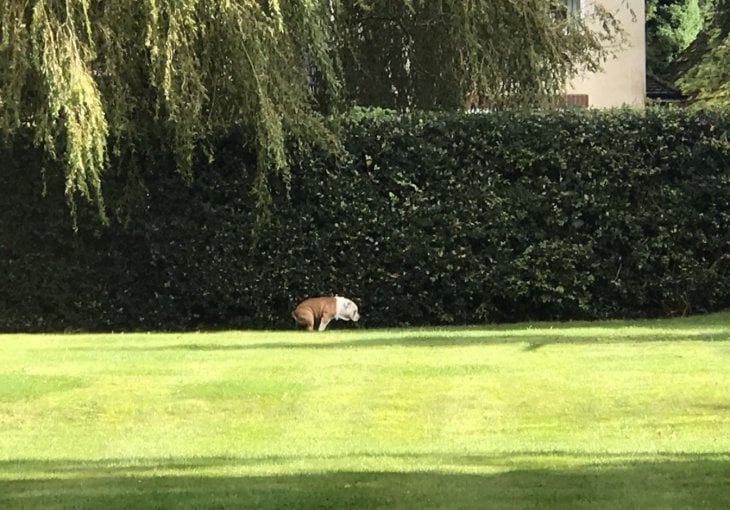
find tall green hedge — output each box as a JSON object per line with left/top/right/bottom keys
{"left": 1, "top": 108, "right": 728, "bottom": 331}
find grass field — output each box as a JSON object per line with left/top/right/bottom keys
{"left": 1, "top": 312, "right": 729, "bottom": 509}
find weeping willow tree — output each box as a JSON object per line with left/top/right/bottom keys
{"left": 0, "top": 0, "right": 340, "bottom": 228}
{"left": 338, "top": 1, "right": 625, "bottom": 110}
{"left": 0, "top": 0, "right": 624, "bottom": 226}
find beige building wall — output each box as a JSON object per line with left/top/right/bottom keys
{"left": 566, "top": 0, "right": 646, "bottom": 108}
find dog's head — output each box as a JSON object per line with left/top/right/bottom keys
{"left": 335, "top": 296, "right": 360, "bottom": 322}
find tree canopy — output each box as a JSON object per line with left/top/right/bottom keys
{"left": 646, "top": 0, "right": 706, "bottom": 74}
{"left": 0, "top": 0, "right": 625, "bottom": 224}
{"left": 666, "top": 0, "right": 730, "bottom": 105}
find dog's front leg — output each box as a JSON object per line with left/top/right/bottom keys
{"left": 318, "top": 316, "right": 333, "bottom": 331}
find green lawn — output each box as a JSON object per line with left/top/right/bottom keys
{"left": 1, "top": 312, "right": 729, "bottom": 509}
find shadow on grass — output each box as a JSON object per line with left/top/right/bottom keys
{"left": 111, "top": 328, "right": 730, "bottom": 352}
{"left": 1, "top": 454, "right": 729, "bottom": 509}
{"left": 57, "top": 312, "right": 730, "bottom": 352}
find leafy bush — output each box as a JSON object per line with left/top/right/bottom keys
{"left": 0, "top": 108, "right": 728, "bottom": 331}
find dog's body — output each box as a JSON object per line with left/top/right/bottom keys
{"left": 292, "top": 296, "right": 360, "bottom": 331}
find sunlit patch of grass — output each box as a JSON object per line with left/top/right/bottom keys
{"left": 0, "top": 312, "right": 728, "bottom": 508}
{"left": 180, "top": 378, "right": 306, "bottom": 400}
{"left": 0, "top": 374, "right": 86, "bottom": 402}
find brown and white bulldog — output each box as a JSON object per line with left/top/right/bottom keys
{"left": 292, "top": 296, "right": 360, "bottom": 331}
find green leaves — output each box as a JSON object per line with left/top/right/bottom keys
{"left": 1, "top": 108, "right": 728, "bottom": 330}
{"left": 0, "top": 0, "right": 634, "bottom": 236}
{"left": 1, "top": 0, "right": 344, "bottom": 229}
{"left": 27, "top": 0, "right": 108, "bottom": 226}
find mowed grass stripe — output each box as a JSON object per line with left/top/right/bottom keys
{"left": 0, "top": 312, "right": 728, "bottom": 508}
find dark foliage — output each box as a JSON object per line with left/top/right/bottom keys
{"left": 1, "top": 108, "right": 728, "bottom": 331}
